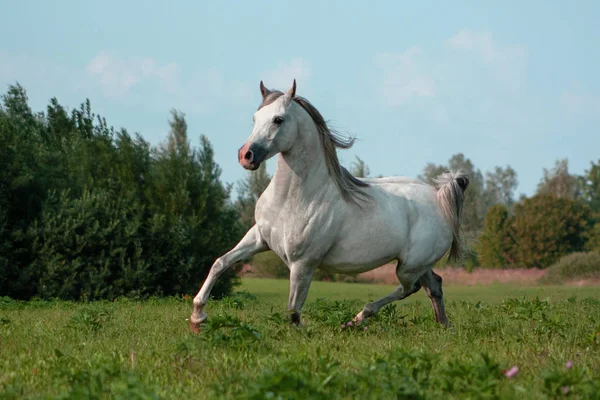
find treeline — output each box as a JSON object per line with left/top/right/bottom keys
{"left": 0, "top": 84, "right": 244, "bottom": 300}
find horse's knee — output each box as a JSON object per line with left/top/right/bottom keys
{"left": 211, "top": 256, "right": 228, "bottom": 274}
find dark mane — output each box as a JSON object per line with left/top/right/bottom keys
{"left": 259, "top": 91, "right": 370, "bottom": 205}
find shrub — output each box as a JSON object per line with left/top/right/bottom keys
{"left": 476, "top": 204, "right": 512, "bottom": 268}
{"left": 510, "top": 195, "right": 594, "bottom": 268}
{"left": 476, "top": 195, "right": 594, "bottom": 269}
{"left": 0, "top": 84, "right": 242, "bottom": 300}
{"left": 584, "top": 218, "right": 600, "bottom": 252}
{"left": 540, "top": 252, "right": 600, "bottom": 284}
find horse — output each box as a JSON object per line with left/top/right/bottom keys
{"left": 189, "top": 79, "right": 469, "bottom": 332}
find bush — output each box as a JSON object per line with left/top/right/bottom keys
{"left": 540, "top": 252, "right": 600, "bottom": 284}
{"left": 510, "top": 195, "right": 594, "bottom": 268}
{"left": 0, "top": 84, "right": 242, "bottom": 300}
{"left": 585, "top": 218, "right": 600, "bottom": 252}
{"left": 476, "top": 204, "right": 512, "bottom": 268}
{"left": 476, "top": 195, "right": 594, "bottom": 269}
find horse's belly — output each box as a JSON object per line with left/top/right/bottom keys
{"left": 319, "top": 255, "right": 397, "bottom": 274}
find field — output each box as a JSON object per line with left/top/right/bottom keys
{"left": 1, "top": 278, "right": 600, "bottom": 399}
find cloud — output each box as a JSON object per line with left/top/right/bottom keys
{"left": 86, "top": 51, "right": 179, "bottom": 98}
{"left": 261, "top": 58, "right": 311, "bottom": 91}
{"left": 560, "top": 90, "right": 600, "bottom": 117}
{"left": 446, "top": 29, "right": 528, "bottom": 90}
{"left": 374, "top": 47, "right": 436, "bottom": 107}
{"left": 83, "top": 50, "right": 256, "bottom": 115}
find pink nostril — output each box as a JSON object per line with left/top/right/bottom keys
{"left": 244, "top": 150, "right": 254, "bottom": 162}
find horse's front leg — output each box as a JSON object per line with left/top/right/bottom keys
{"left": 287, "top": 262, "right": 317, "bottom": 325}
{"left": 190, "top": 225, "right": 267, "bottom": 333}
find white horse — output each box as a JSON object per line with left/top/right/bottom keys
{"left": 190, "top": 80, "right": 469, "bottom": 332}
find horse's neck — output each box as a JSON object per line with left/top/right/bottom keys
{"left": 270, "top": 126, "right": 333, "bottom": 205}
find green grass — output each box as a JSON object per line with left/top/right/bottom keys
{"left": 1, "top": 278, "right": 600, "bottom": 399}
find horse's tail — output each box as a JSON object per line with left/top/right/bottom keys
{"left": 432, "top": 171, "right": 469, "bottom": 262}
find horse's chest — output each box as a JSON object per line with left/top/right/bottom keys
{"left": 256, "top": 202, "right": 337, "bottom": 265}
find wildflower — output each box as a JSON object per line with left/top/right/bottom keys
{"left": 504, "top": 366, "right": 519, "bottom": 378}
{"left": 561, "top": 386, "right": 569, "bottom": 395}
{"left": 364, "top": 326, "right": 368, "bottom": 332}
{"left": 565, "top": 360, "right": 573, "bottom": 369}
{"left": 346, "top": 321, "right": 353, "bottom": 327}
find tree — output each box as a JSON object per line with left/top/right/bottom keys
{"left": 0, "top": 84, "right": 243, "bottom": 300}
{"left": 166, "top": 109, "right": 190, "bottom": 158}
{"left": 580, "top": 159, "right": 600, "bottom": 212}
{"left": 418, "top": 163, "right": 447, "bottom": 183}
{"left": 484, "top": 166, "right": 518, "bottom": 208}
{"left": 536, "top": 158, "right": 582, "bottom": 200}
{"left": 476, "top": 204, "right": 513, "bottom": 268}
{"left": 350, "top": 156, "right": 370, "bottom": 178}
{"left": 510, "top": 195, "right": 593, "bottom": 268}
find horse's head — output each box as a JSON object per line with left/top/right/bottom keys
{"left": 238, "top": 80, "right": 299, "bottom": 170}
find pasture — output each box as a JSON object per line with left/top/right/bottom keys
{"left": 1, "top": 278, "right": 600, "bottom": 399}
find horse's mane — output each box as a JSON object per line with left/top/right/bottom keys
{"left": 259, "top": 92, "right": 370, "bottom": 205}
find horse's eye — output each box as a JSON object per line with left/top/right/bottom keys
{"left": 273, "top": 116, "right": 284, "bottom": 125}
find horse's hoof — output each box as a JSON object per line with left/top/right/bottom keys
{"left": 190, "top": 319, "right": 202, "bottom": 335}
{"left": 190, "top": 320, "right": 201, "bottom": 334}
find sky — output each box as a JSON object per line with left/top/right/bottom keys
{"left": 1, "top": 0, "right": 599, "bottom": 198}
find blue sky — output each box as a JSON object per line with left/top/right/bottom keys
{"left": 2, "top": 0, "right": 599, "bottom": 198}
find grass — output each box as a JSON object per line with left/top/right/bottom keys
{"left": 1, "top": 278, "right": 599, "bottom": 399}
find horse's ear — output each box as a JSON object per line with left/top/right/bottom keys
{"left": 284, "top": 79, "right": 296, "bottom": 100}
{"left": 260, "top": 81, "right": 270, "bottom": 99}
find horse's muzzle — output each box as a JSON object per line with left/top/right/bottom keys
{"left": 238, "top": 142, "right": 268, "bottom": 170}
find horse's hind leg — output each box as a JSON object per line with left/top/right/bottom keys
{"left": 419, "top": 270, "right": 451, "bottom": 328}
{"left": 352, "top": 263, "right": 422, "bottom": 325}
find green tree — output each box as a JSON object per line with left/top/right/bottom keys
{"left": 510, "top": 195, "right": 593, "bottom": 268}
{"left": 0, "top": 84, "right": 243, "bottom": 300}
{"left": 476, "top": 204, "right": 513, "bottom": 268}
{"left": 580, "top": 159, "right": 600, "bottom": 212}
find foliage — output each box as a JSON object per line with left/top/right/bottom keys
{"left": 510, "top": 195, "right": 594, "bottom": 268}
{"left": 484, "top": 165, "right": 519, "bottom": 208}
{"left": 580, "top": 159, "right": 600, "bottom": 212}
{"left": 477, "top": 204, "right": 513, "bottom": 268}
{"left": 585, "top": 218, "right": 600, "bottom": 251}
{"left": 476, "top": 195, "right": 594, "bottom": 269}
{"left": 540, "top": 252, "right": 600, "bottom": 284}
{"left": 1, "top": 281, "right": 600, "bottom": 399}
{"left": 536, "top": 158, "right": 582, "bottom": 200}
{"left": 0, "top": 83, "right": 242, "bottom": 300}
